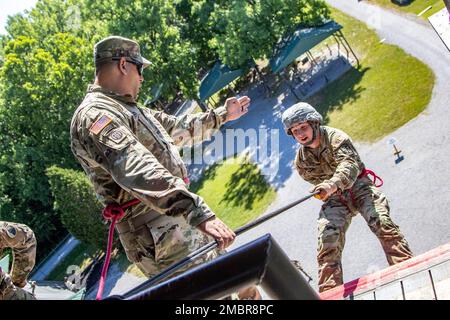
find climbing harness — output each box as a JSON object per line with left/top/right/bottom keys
{"left": 335, "top": 168, "right": 384, "bottom": 211}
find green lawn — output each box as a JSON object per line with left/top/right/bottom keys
{"left": 368, "top": 0, "right": 446, "bottom": 18}
{"left": 190, "top": 155, "right": 277, "bottom": 230}
{"left": 307, "top": 8, "right": 434, "bottom": 142}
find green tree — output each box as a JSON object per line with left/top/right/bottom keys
{"left": 0, "top": 33, "right": 93, "bottom": 257}
{"left": 208, "top": 0, "right": 330, "bottom": 68}
{"left": 174, "top": 0, "right": 224, "bottom": 71}
{"left": 3, "top": 0, "right": 106, "bottom": 41}
{"left": 0, "top": 0, "right": 99, "bottom": 259}
{"left": 85, "top": 0, "right": 200, "bottom": 102}
{"left": 0, "top": 36, "right": 4, "bottom": 66}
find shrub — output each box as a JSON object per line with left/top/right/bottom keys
{"left": 46, "top": 166, "right": 107, "bottom": 249}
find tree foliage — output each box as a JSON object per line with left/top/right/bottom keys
{"left": 209, "top": 0, "right": 330, "bottom": 68}
{"left": 175, "top": 0, "right": 330, "bottom": 68}
{"left": 0, "top": 0, "right": 98, "bottom": 259}
{"left": 46, "top": 166, "right": 106, "bottom": 249}
{"left": 84, "top": 0, "right": 201, "bottom": 102}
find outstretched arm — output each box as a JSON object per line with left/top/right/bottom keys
{"left": 151, "top": 96, "right": 251, "bottom": 147}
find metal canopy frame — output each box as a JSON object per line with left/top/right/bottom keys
{"left": 332, "top": 30, "right": 360, "bottom": 68}
{"left": 272, "top": 22, "right": 359, "bottom": 101}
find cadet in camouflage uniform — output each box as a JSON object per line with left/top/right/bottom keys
{"left": 70, "top": 36, "right": 260, "bottom": 299}
{"left": 282, "top": 102, "right": 413, "bottom": 292}
{"left": 0, "top": 221, "right": 37, "bottom": 300}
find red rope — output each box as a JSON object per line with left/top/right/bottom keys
{"left": 95, "top": 199, "right": 140, "bottom": 300}
{"left": 95, "top": 176, "right": 189, "bottom": 300}
{"left": 359, "top": 168, "right": 383, "bottom": 187}
{"left": 338, "top": 168, "right": 383, "bottom": 210}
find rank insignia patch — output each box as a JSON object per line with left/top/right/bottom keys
{"left": 110, "top": 130, "right": 124, "bottom": 141}
{"left": 90, "top": 115, "right": 112, "bottom": 135}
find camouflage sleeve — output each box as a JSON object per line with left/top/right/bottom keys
{"left": 150, "top": 106, "right": 228, "bottom": 147}
{"left": 295, "top": 167, "right": 316, "bottom": 185}
{"left": 294, "top": 148, "right": 324, "bottom": 185}
{"left": 0, "top": 268, "right": 36, "bottom": 300}
{"left": 0, "top": 222, "right": 36, "bottom": 286}
{"left": 81, "top": 108, "right": 215, "bottom": 227}
{"left": 329, "top": 140, "right": 362, "bottom": 191}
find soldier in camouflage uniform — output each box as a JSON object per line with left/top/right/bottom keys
{"left": 282, "top": 102, "right": 413, "bottom": 293}
{"left": 70, "top": 36, "right": 260, "bottom": 299}
{"left": 0, "top": 221, "right": 37, "bottom": 300}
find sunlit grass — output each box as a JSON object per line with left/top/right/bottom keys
{"left": 367, "top": 0, "right": 446, "bottom": 19}
{"left": 307, "top": 8, "right": 434, "bottom": 142}
{"left": 190, "top": 155, "right": 277, "bottom": 230}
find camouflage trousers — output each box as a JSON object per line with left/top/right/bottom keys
{"left": 0, "top": 268, "right": 35, "bottom": 300}
{"left": 317, "top": 177, "right": 413, "bottom": 293}
{"left": 119, "top": 214, "right": 219, "bottom": 280}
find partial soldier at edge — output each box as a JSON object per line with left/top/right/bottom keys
{"left": 0, "top": 221, "right": 37, "bottom": 300}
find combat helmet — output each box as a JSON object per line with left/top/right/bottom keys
{"left": 281, "top": 102, "right": 323, "bottom": 135}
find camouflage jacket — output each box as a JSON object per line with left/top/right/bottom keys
{"left": 70, "top": 84, "right": 228, "bottom": 227}
{"left": 295, "top": 126, "right": 365, "bottom": 191}
{"left": 0, "top": 221, "right": 36, "bottom": 286}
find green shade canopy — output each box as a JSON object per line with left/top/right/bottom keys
{"left": 269, "top": 20, "right": 343, "bottom": 74}
{"left": 0, "top": 254, "right": 10, "bottom": 273}
{"left": 199, "top": 61, "right": 245, "bottom": 101}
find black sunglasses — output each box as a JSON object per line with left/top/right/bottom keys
{"left": 113, "top": 57, "right": 143, "bottom": 76}
{"left": 128, "top": 60, "right": 144, "bottom": 76}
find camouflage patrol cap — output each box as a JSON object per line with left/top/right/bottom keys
{"left": 281, "top": 102, "right": 323, "bottom": 135}
{"left": 94, "top": 36, "right": 151, "bottom": 68}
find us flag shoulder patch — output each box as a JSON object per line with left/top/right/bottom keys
{"left": 89, "top": 115, "right": 112, "bottom": 135}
